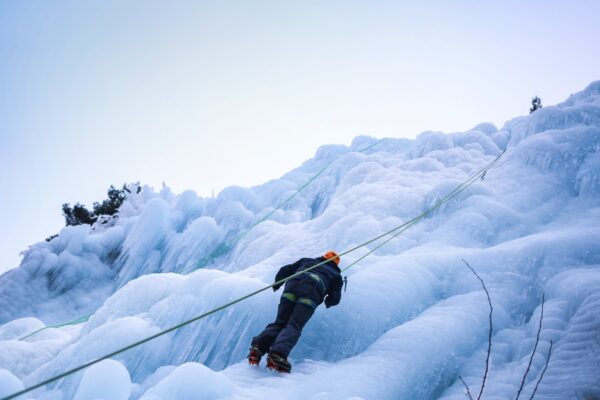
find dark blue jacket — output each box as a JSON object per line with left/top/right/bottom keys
{"left": 273, "top": 257, "right": 343, "bottom": 308}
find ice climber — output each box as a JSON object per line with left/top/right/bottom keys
{"left": 248, "top": 251, "right": 343, "bottom": 373}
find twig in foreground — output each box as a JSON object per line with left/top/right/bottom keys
{"left": 515, "top": 293, "right": 545, "bottom": 400}
{"left": 459, "top": 376, "right": 475, "bottom": 400}
{"left": 462, "top": 258, "right": 493, "bottom": 400}
{"left": 528, "top": 341, "right": 553, "bottom": 400}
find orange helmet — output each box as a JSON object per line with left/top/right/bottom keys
{"left": 323, "top": 250, "right": 340, "bottom": 265}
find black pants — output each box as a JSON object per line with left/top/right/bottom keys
{"left": 252, "top": 277, "right": 322, "bottom": 358}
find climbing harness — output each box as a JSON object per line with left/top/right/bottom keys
{"left": 3, "top": 149, "right": 505, "bottom": 400}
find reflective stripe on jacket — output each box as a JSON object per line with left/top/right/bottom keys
{"left": 274, "top": 256, "right": 343, "bottom": 308}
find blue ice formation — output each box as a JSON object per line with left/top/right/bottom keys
{"left": 1, "top": 81, "right": 599, "bottom": 399}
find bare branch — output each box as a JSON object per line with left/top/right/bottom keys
{"left": 528, "top": 341, "right": 553, "bottom": 400}
{"left": 459, "top": 376, "right": 475, "bottom": 400}
{"left": 516, "top": 293, "right": 545, "bottom": 400}
{"left": 462, "top": 258, "right": 493, "bottom": 400}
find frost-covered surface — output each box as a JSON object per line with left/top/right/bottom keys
{"left": 1, "top": 81, "right": 600, "bottom": 399}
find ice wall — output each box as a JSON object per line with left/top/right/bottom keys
{"left": 1, "top": 81, "right": 599, "bottom": 399}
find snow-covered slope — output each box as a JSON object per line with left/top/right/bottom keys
{"left": 1, "top": 82, "right": 600, "bottom": 400}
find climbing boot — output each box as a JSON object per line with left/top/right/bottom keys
{"left": 248, "top": 345, "right": 262, "bottom": 366}
{"left": 266, "top": 352, "right": 291, "bottom": 373}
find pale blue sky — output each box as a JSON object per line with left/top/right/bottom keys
{"left": 1, "top": 1, "right": 599, "bottom": 271}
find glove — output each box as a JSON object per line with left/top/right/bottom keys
{"left": 273, "top": 283, "right": 281, "bottom": 292}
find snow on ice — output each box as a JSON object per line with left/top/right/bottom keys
{"left": 1, "top": 81, "right": 599, "bottom": 399}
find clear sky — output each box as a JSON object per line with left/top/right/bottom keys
{"left": 1, "top": 0, "right": 599, "bottom": 272}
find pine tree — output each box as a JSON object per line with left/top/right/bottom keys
{"left": 530, "top": 96, "right": 542, "bottom": 113}
{"left": 62, "top": 203, "right": 75, "bottom": 226}
{"left": 92, "top": 185, "right": 128, "bottom": 216}
{"left": 60, "top": 184, "right": 136, "bottom": 227}
{"left": 62, "top": 203, "right": 97, "bottom": 226}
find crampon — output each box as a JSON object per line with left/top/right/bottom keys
{"left": 266, "top": 353, "right": 291, "bottom": 373}
{"left": 248, "top": 346, "right": 262, "bottom": 366}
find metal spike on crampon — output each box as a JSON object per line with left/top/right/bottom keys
{"left": 248, "top": 346, "right": 262, "bottom": 366}
{"left": 266, "top": 353, "right": 291, "bottom": 373}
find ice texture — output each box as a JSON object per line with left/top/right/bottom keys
{"left": 1, "top": 81, "right": 599, "bottom": 399}
{"left": 73, "top": 360, "right": 131, "bottom": 400}
{"left": 0, "top": 370, "right": 23, "bottom": 399}
{"left": 139, "top": 363, "right": 233, "bottom": 400}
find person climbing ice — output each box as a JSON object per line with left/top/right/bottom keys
{"left": 248, "top": 251, "right": 344, "bottom": 373}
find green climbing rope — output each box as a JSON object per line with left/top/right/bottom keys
{"left": 18, "top": 314, "right": 92, "bottom": 341}
{"left": 192, "top": 163, "right": 330, "bottom": 269}
{"left": 2, "top": 150, "right": 504, "bottom": 400}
